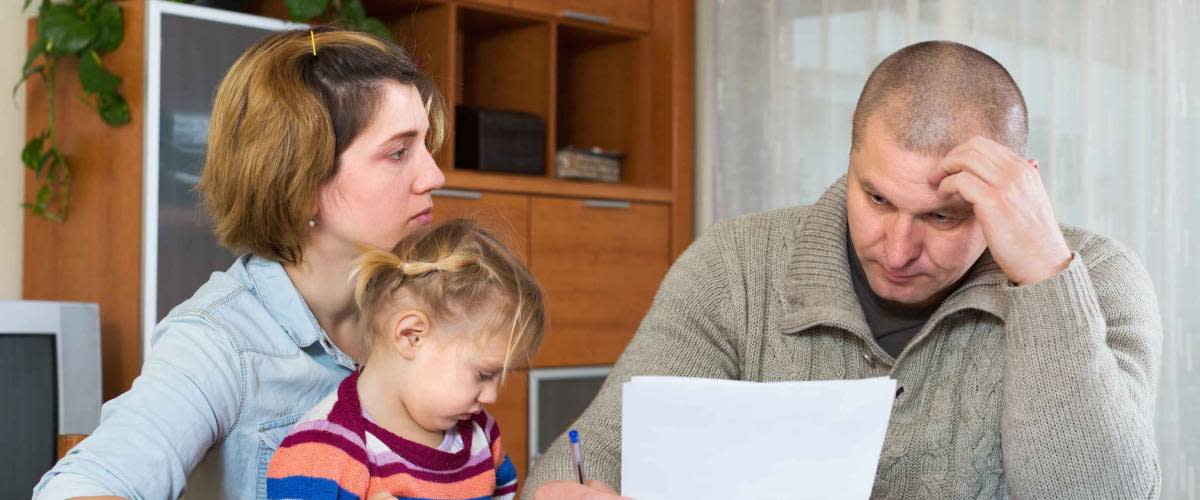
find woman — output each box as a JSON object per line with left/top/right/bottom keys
{"left": 34, "top": 27, "right": 446, "bottom": 499}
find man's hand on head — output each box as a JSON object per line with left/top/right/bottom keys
{"left": 927, "top": 136, "right": 1072, "bottom": 286}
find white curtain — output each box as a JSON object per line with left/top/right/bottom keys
{"left": 696, "top": 0, "right": 1199, "bottom": 497}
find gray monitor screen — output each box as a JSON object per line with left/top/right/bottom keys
{"left": 0, "top": 335, "right": 57, "bottom": 499}
{"left": 535, "top": 375, "right": 607, "bottom": 456}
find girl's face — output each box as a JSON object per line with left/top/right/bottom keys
{"left": 398, "top": 309, "right": 510, "bottom": 433}
{"left": 314, "top": 81, "right": 445, "bottom": 251}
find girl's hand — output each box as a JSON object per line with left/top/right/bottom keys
{"left": 368, "top": 492, "right": 398, "bottom": 500}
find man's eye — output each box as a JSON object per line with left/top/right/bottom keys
{"left": 930, "top": 213, "right": 959, "bottom": 226}
{"left": 869, "top": 193, "right": 887, "bottom": 205}
{"left": 388, "top": 148, "right": 408, "bottom": 161}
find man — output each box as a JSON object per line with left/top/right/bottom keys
{"left": 525, "top": 41, "right": 1162, "bottom": 499}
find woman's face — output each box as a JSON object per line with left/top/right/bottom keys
{"left": 315, "top": 81, "right": 444, "bottom": 251}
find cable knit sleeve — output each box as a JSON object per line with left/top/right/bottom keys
{"left": 1001, "top": 239, "right": 1162, "bottom": 499}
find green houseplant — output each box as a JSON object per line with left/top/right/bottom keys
{"left": 283, "top": 0, "right": 391, "bottom": 39}
{"left": 16, "top": 0, "right": 129, "bottom": 222}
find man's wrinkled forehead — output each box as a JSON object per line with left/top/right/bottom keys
{"left": 851, "top": 130, "right": 973, "bottom": 217}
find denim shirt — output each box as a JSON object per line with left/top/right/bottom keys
{"left": 33, "top": 255, "right": 356, "bottom": 500}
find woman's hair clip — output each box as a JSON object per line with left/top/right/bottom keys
{"left": 310, "top": 30, "right": 317, "bottom": 56}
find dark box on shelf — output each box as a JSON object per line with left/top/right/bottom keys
{"left": 455, "top": 106, "right": 546, "bottom": 175}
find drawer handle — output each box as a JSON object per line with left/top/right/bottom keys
{"left": 560, "top": 10, "right": 611, "bottom": 25}
{"left": 582, "top": 199, "right": 631, "bottom": 209}
{"left": 433, "top": 189, "right": 482, "bottom": 200}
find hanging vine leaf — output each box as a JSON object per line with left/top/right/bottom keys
{"left": 90, "top": 2, "right": 123, "bottom": 52}
{"left": 338, "top": 0, "right": 367, "bottom": 25}
{"left": 78, "top": 50, "right": 119, "bottom": 94}
{"left": 40, "top": 4, "right": 97, "bottom": 55}
{"left": 14, "top": 41, "right": 44, "bottom": 97}
{"left": 21, "top": 134, "right": 48, "bottom": 175}
{"left": 16, "top": 0, "right": 125, "bottom": 222}
{"left": 97, "top": 91, "right": 130, "bottom": 125}
{"left": 359, "top": 18, "right": 391, "bottom": 39}
{"left": 284, "top": 0, "right": 329, "bottom": 21}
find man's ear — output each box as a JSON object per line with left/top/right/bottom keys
{"left": 389, "top": 310, "right": 431, "bottom": 360}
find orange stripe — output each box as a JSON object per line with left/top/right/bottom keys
{"left": 266, "top": 442, "right": 370, "bottom": 493}
{"left": 492, "top": 438, "right": 506, "bottom": 467}
{"left": 372, "top": 469, "right": 496, "bottom": 497}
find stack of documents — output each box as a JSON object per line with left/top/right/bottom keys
{"left": 621, "top": 376, "right": 896, "bottom": 500}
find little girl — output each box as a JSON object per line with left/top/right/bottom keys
{"left": 266, "top": 219, "right": 546, "bottom": 499}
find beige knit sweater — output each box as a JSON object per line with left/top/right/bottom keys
{"left": 523, "top": 178, "right": 1162, "bottom": 499}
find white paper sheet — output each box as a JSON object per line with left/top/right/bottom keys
{"left": 621, "top": 376, "right": 896, "bottom": 500}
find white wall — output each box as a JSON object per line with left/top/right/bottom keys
{"left": 0, "top": 9, "right": 27, "bottom": 300}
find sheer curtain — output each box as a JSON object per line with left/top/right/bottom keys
{"left": 696, "top": 0, "right": 1199, "bottom": 496}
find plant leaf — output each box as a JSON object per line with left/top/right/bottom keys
{"left": 78, "top": 49, "right": 119, "bottom": 94}
{"left": 90, "top": 2, "right": 123, "bottom": 53}
{"left": 284, "top": 0, "right": 329, "bottom": 21}
{"left": 21, "top": 135, "right": 46, "bottom": 171}
{"left": 22, "top": 36, "right": 44, "bottom": 75}
{"left": 338, "top": 0, "right": 367, "bottom": 24}
{"left": 36, "top": 184, "right": 51, "bottom": 205}
{"left": 40, "top": 4, "right": 97, "bottom": 55}
{"left": 80, "top": 0, "right": 101, "bottom": 22}
{"left": 97, "top": 91, "right": 130, "bottom": 125}
{"left": 360, "top": 18, "right": 391, "bottom": 39}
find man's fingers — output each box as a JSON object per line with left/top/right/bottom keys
{"left": 584, "top": 480, "right": 623, "bottom": 495}
{"left": 928, "top": 136, "right": 1029, "bottom": 188}
{"left": 930, "top": 145, "right": 1002, "bottom": 187}
{"left": 535, "top": 480, "right": 630, "bottom": 500}
{"left": 936, "top": 171, "right": 991, "bottom": 206}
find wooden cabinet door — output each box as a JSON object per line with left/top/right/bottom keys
{"left": 431, "top": 189, "right": 530, "bottom": 264}
{"left": 529, "top": 197, "right": 670, "bottom": 366}
{"left": 512, "top": 0, "right": 651, "bottom": 32}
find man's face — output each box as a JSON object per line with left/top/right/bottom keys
{"left": 846, "top": 118, "right": 988, "bottom": 308}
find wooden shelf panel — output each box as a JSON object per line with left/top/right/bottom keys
{"left": 456, "top": 6, "right": 551, "bottom": 119}
{"left": 443, "top": 170, "right": 671, "bottom": 203}
{"left": 556, "top": 23, "right": 659, "bottom": 190}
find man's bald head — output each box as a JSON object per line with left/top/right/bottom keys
{"left": 851, "top": 41, "right": 1028, "bottom": 157}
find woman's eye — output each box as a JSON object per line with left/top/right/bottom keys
{"left": 478, "top": 372, "right": 496, "bottom": 381}
{"left": 388, "top": 147, "right": 408, "bottom": 161}
{"left": 869, "top": 193, "right": 887, "bottom": 205}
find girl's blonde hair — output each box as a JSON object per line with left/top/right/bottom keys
{"left": 352, "top": 219, "right": 545, "bottom": 373}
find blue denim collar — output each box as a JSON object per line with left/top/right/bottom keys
{"left": 236, "top": 254, "right": 327, "bottom": 348}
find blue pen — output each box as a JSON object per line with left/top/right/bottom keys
{"left": 569, "top": 429, "right": 585, "bottom": 484}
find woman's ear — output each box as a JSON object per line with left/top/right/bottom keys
{"left": 389, "top": 310, "right": 431, "bottom": 360}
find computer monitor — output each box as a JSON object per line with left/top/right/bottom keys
{"left": 0, "top": 301, "right": 101, "bottom": 499}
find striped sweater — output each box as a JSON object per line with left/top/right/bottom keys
{"left": 267, "top": 370, "right": 518, "bottom": 500}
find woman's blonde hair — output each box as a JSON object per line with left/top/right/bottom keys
{"left": 199, "top": 27, "right": 446, "bottom": 264}
{"left": 352, "top": 219, "right": 546, "bottom": 374}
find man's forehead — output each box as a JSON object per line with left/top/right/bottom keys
{"left": 857, "top": 172, "right": 972, "bottom": 216}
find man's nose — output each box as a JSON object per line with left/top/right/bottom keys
{"left": 883, "top": 216, "right": 922, "bottom": 270}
